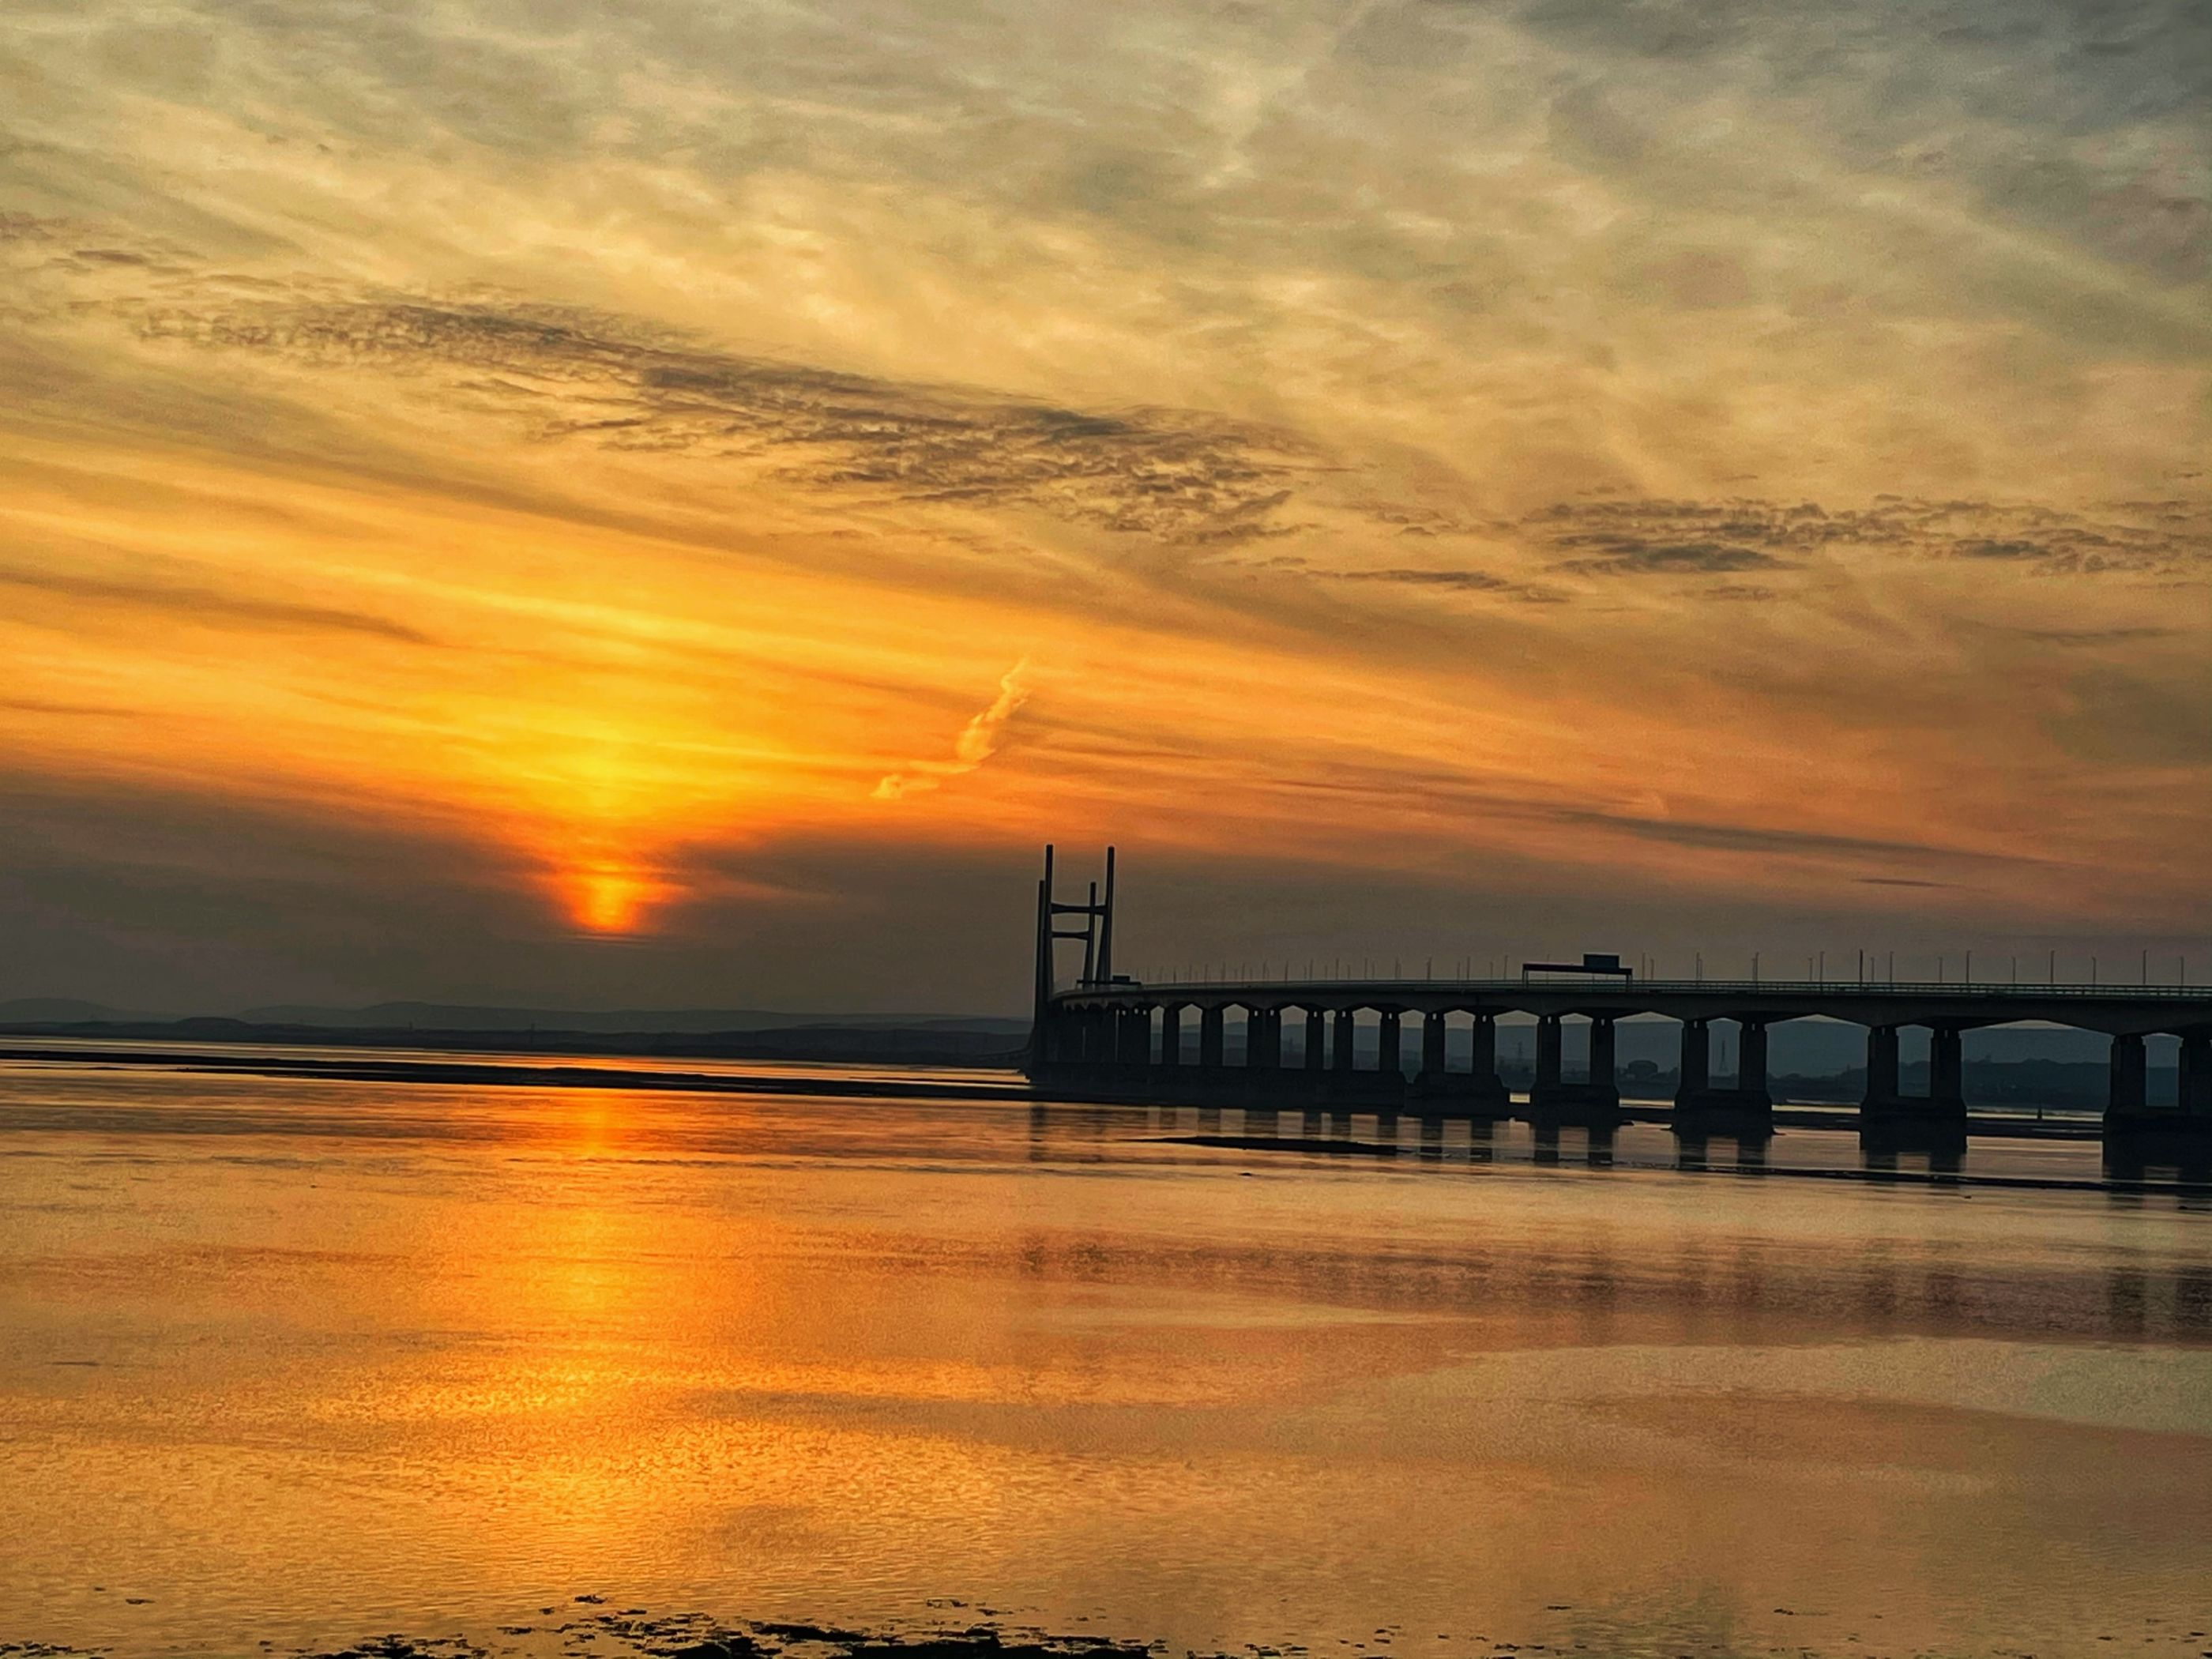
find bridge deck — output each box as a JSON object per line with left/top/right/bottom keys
{"left": 1051, "top": 978, "right": 2212, "bottom": 1036}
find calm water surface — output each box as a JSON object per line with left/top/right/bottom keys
{"left": 3, "top": 1055, "right": 2209, "bottom": 1659}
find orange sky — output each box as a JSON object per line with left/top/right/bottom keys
{"left": 1, "top": 0, "right": 2206, "bottom": 1011}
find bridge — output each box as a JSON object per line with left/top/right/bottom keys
{"left": 1025, "top": 847, "right": 2212, "bottom": 1135}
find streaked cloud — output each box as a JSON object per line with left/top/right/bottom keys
{"left": 0, "top": 562, "right": 438, "bottom": 644}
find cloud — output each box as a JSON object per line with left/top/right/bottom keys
{"left": 1330, "top": 567, "right": 1515, "bottom": 592}
{"left": 0, "top": 564, "right": 436, "bottom": 644}
{"left": 1264, "top": 562, "right": 1567, "bottom": 606}
{"left": 118, "top": 288, "right": 1316, "bottom": 545}
{"left": 0, "top": 697, "right": 132, "bottom": 717}
{"left": 873, "top": 660, "right": 1033, "bottom": 801}
{"left": 1548, "top": 804, "right": 2018, "bottom": 872}
{"left": 1548, "top": 539, "right": 1791, "bottom": 577}
{"left": 2018, "top": 625, "right": 2180, "bottom": 645}
{"left": 1526, "top": 496, "right": 2209, "bottom": 577}
{"left": 24, "top": 228, "right": 2205, "bottom": 591}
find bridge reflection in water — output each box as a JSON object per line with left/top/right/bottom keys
{"left": 1025, "top": 847, "right": 2212, "bottom": 1156}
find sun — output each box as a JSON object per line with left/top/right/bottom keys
{"left": 554, "top": 859, "right": 675, "bottom": 935}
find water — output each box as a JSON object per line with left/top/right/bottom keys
{"left": 2, "top": 1054, "right": 2209, "bottom": 1659}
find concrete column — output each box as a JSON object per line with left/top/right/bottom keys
{"left": 1676, "top": 1018, "right": 1710, "bottom": 1104}
{"left": 1863, "top": 1024, "right": 1900, "bottom": 1107}
{"left": 1535, "top": 1015, "right": 1563, "bottom": 1093}
{"left": 1249, "top": 1008, "right": 1278, "bottom": 1070}
{"left": 1377, "top": 1010, "right": 1403, "bottom": 1077}
{"left": 1199, "top": 1006, "right": 1224, "bottom": 1069}
{"left": 1470, "top": 1014, "right": 1497, "bottom": 1082}
{"left": 1115, "top": 1007, "right": 1146, "bottom": 1065}
{"left": 1739, "top": 1020, "right": 1770, "bottom": 1105}
{"left": 1929, "top": 1027, "right": 1963, "bottom": 1109}
{"left": 2109, "top": 1033, "right": 2147, "bottom": 1116}
{"left": 1421, "top": 1011, "right": 1447, "bottom": 1078}
{"left": 1589, "top": 1017, "right": 1616, "bottom": 1092}
{"left": 2181, "top": 1033, "right": 2212, "bottom": 1116}
{"left": 1333, "top": 1009, "right": 1356, "bottom": 1070}
{"left": 1305, "top": 1009, "right": 1326, "bottom": 1070}
{"left": 1158, "top": 1004, "right": 1182, "bottom": 1066}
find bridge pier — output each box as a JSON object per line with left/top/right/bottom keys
{"left": 1860, "top": 1023, "right": 1902, "bottom": 1112}
{"left": 1740, "top": 1019, "right": 1770, "bottom": 1108}
{"left": 1306, "top": 1009, "right": 1326, "bottom": 1072}
{"left": 1675, "top": 1018, "right": 1710, "bottom": 1108}
{"left": 1529, "top": 1014, "right": 1620, "bottom": 1122}
{"left": 1676, "top": 1016, "right": 1771, "bottom": 1121}
{"left": 1314, "top": 1006, "right": 1404, "bottom": 1107}
{"left": 1470, "top": 1014, "right": 1497, "bottom": 1089}
{"left": 1860, "top": 1021, "right": 1966, "bottom": 1127}
{"left": 2109, "top": 1033, "right": 2146, "bottom": 1117}
{"left": 1929, "top": 1027, "right": 1965, "bottom": 1114}
{"left": 2182, "top": 1034, "right": 2211, "bottom": 1116}
{"left": 1420, "top": 1010, "right": 1447, "bottom": 1082}
{"left": 2105, "top": 1031, "right": 2212, "bottom": 1142}
{"left": 1199, "top": 1006, "right": 1224, "bottom": 1070}
{"left": 1534, "top": 1014, "right": 1562, "bottom": 1097}
{"left": 1469, "top": 1014, "right": 1510, "bottom": 1111}
{"left": 1158, "top": 1004, "right": 1182, "bottom": 1067}
{"left": 1249, "top": 1007, "right": 1280, "bottom": 1071}
{"left": 2105, "top": 1029, "right": 2212, "bottom": 1167}
{"left": 1411, "top": 1010, "right": 1511, "bottom": 1116}
{"left": 1112, "top": 1006, "right": 1139, "bottom": 1066}
{"left": 1377, "top": 1010, "right": 1403, "bottom": 1078}
{"left": 1589, "top": 1015, "right": 1618, "bottom": 1106}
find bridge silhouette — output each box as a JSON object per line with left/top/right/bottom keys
{"left": 1025, "top": 846, "right": 2212, "bottom": 1137}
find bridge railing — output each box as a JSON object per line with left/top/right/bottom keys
{"left": 1079, "top": 978, "right": 2208, "bottom": 1001}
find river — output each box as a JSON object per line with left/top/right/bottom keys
{"left": 2, "top": 1053, "right": 2208, "bottom": 1659}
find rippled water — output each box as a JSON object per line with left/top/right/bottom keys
{"left": 2, "top": 1055, "right": 2209, "bottom": 1659}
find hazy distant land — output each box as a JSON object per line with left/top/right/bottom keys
{"left": 0, "top": 999, "right": 2176, "bottom": 1112}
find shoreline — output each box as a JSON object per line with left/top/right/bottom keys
{"left": 3, "top": 1042, "right": 2199, "bottom": 1158}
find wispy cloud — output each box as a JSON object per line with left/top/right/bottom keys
{"left": 113, "top": 288, "right": 1317, "bottom": 546}
{"left": 0, "top": 564, "right": 437, "bottom": 645}
{"left": 1527, "top": 497, "right": 2209, "bottom": 577}
{"left": 873, "top": 660, "right": 1033, "bottom": 801}
{"left": 2018, "top": 625, "right": 2180, "bottom": 645}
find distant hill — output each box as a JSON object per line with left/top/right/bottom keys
{"left": 0, "top": 997, "right": 164, "bottom": 1025}
{"left": 0, "top": 1002, "right": 2150, "bottom": 1070}
{"left": 0, "top": 1014, "right": 1026, "bottom": 1066}
{"left": 236, "top": 1001, "right": 1031, "bottom": 1035}
{"left": 0, "top": 997, "right": 1032, "bottom": 1067}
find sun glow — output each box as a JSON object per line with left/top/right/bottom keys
{"left": 552, "top": 859, "right": 677, "bottom": 935}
